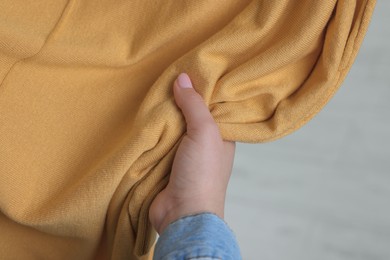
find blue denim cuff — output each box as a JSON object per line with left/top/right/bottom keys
{"left": 153, "top": 212, "right": 241, "bottom": 260}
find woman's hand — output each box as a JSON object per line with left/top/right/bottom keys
{"left": 149, "top": 73, "right": 236, "bottom": 234}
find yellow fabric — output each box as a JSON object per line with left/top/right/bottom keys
{"left": 0, "top": 0, "right": 375, "bottom": 259}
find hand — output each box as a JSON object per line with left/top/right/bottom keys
{"left": 149, "top": 72, "right": 236, "bottom": 234}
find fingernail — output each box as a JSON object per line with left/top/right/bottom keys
{"left": 177, "top": 73, "right": 193, "bottom": 88}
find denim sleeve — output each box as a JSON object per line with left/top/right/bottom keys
{"left": 153, "top": 212, "right": 242, "bottom": 260}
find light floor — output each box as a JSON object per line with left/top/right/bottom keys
{"left": 225, "top": 2, "right": 390, "bottom": 259}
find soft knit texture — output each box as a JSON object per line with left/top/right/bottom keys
{"left": 0, "top": 0, "right": 375, "bottom": 259}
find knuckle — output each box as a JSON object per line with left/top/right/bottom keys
{"left": 186, "top": 91, "right": 202, "bottom": 102}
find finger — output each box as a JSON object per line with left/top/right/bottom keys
{"left": 173, "top": 73, "right": 217, "bottom": 135}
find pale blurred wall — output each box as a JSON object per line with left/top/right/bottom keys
{"left": 226, "top": 1, "right": 390, "bottom": 259}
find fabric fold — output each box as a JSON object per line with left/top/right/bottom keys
{"left": 0, "top": 0, "right": 376, "bottom": 259}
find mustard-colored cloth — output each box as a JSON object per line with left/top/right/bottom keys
{"left": 0, "top": 0, "right": 375, "bottom": 259}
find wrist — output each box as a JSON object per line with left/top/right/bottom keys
{"left": 156, "top": 198, "right": 225, "bottom": 234}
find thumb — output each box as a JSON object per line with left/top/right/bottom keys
{"left": 173, "top": 73, "right": 217, "bottom": 135}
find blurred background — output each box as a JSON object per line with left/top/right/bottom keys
{"left": 225, "top": 1, "right": 390, "bottom": 259}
